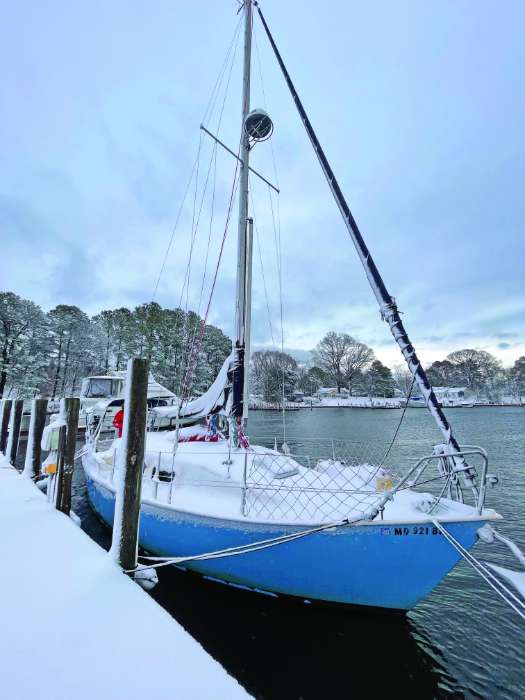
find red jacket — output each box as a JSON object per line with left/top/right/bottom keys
{"left": 113, "top": 409, "right": 124, "bottom": 438}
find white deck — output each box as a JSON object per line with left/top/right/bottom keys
{"left": 87, "top": 431, "right": 491, "bottom": 526}
{"left": 0, "top": 459, "right": 250, "bottom": 700}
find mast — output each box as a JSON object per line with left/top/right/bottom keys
{"left": 231, "top": 0, "right": 253, "bottom": 429}
{"left": 256, "top": 6, "right": 476, "bottom": 485}
{"left": 243, "top": 217, "right": 254, "bottom": 421}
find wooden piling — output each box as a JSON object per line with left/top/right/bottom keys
{"left": 55, "top": 398, "right": 80, "bottom": 515}
{"left": 0, "top": 400, "right": 12, "bottom": 455}
{"left": 22, "top": 398, "right": 48, "bottom": 479}
{"left": 110, "top": 358, "right": 149, "bottom": 572}
{"left": 52, "top": 425, "right": 67, "bottom": 507}
{"left": 7, "top": 400, "right": 24, "bottom": 467}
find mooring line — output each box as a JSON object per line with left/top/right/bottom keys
{"left": 126, "top": 512, "right": 373, "bottom": 574}
{"left": 432, "top": 519, "right": 525, "bottom": 621}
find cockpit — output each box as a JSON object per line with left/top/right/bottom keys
{"left": 80, "top": 377, "right": 124, "bottom": 399}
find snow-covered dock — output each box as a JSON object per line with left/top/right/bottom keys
{"left": 0, "top": 459, "right": 249, "bottom": 700}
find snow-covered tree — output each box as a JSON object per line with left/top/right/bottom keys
{"left": 46, "top": 305, "right": 99, "bottom": 398}
{"left": 426, "top": 359, "right": 461, "bottom": 388}
{"left": 508, "top": 357, "right": 525, "bottom": 400}
{"left": 363, "top": 360, "right": 395, "bottom": 397}
{"left": 445, "top": 349, "right": 502, "bottom": 397}
{"left": 250, "top": 350, "right": 298, "bottom": 403}
{"left": 0, "top": 292, "right": 47, "bottom": 398}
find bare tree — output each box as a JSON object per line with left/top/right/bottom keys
{"left": 508, "top": 357, "right": 525, "bottom": 402}
{"left": 392, "top": 364, "right": 415, "bottom": 398}
{"left": 313, "top": 332, "right": 374, "bottom": 393}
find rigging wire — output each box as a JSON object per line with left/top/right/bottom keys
{"left": 151, "top": 17, "right": 243, "bottom": 401}
{"left": 181, "top": 16, "right": 242, "bottom": 319}
{"left": 249, "top": 186, "right": 276, "bottom": 347}
{"left": 194, "top": 23, "right": 242, "bottom": 327}
{"left": 201, "top": 13, "right": 243, "bottom": 129}
{"left": 379, "top": 374, "right": 416, "bottom": 468}
{"left": 151, "top": 11, "right": 242, "bottom": 306}
{"left": 151, "top": 150, "right": 200, "bottom": 303}
{"left": 178, "top": 133, "right": 244, "bottom": 405}
{"left": 253, "top": 19, "right": 287, "bottom": 441}
{"left": 267, "top": 184, "right": 287, "bottom": 443}
{"left": 178, "top": 25, "right": 243, "bottom": 401}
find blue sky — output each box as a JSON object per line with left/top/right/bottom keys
{"left": 1, "top": 0, "right": 524, "bottom": 366}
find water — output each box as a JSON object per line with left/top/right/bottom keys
{"left": 47, "top": 407, "right": 525, "bottom": 698}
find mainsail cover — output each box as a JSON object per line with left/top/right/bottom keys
{"left": 151, "top": 353, "right": 233, "bottom": 423}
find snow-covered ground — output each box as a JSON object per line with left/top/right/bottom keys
{"left": 250, "top": 396, "right": 403, "bottom": 409}
{"left": 0, "top": 458, "right": 250, "bottom": 700}
{"left": 314, "top": 396, "right": 403, "bottom": 408}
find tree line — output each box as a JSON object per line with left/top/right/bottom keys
{"left": 0, "top": 292, "right": 231, "bottom": 399}
{"left": 251, "top": 332, "right": 396, "bottom": 401}
{"left": 251, "top": 332, "right": 525, "bottom": 403}
{"left": 2, "top": 291, "right": 524, "bottom": 403}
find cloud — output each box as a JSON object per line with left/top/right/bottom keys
{"left": 0, "top": 0, "right": 524, "bottom": 370}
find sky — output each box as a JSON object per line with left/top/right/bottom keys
{"left": 1, "top": 0, "right": 524, "bottom": 368}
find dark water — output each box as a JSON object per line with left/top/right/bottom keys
{"left": 30, "top": 406, "right": 525, "bottom": 699}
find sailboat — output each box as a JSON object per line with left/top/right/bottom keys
{"left": 82, "top": 0, "right": 503, "bottom": 610}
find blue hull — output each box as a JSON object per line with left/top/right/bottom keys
{"left": 85, "top": 473, "right": 487, "bottom": 610}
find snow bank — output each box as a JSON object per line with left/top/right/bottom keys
{"left": 0, "top": 458, "right": 249, "bottom": 700}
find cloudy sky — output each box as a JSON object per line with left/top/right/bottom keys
{"left": 2, "top": 0, "right": 524, "bottom": 367}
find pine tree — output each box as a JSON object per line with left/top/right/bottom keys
{"left": 0, "top": 292, "right": 47, "bottom": 398}
{"left": 364, "top": 360, "right": 395, "bottom": 397}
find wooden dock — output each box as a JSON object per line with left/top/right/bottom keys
{"left": 0, "top": 461, "right": 249, "bottom": 699}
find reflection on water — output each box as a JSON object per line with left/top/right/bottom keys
{"left": 150, "top": 568, "right": 453, "bottom": 699}
{"left": 21, "top": 406, "right": 525, "bottom": 698}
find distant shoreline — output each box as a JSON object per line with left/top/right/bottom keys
{"left": 249, "top": 403, "right": 525, "bottom": 411}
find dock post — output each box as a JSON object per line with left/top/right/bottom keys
{"left": 7, "top": 400, "right": 24, "bottom": 467}
{"left": 110, "top": 358, "right": 149, "bottom": 574}
{"left": 51, "top": 426, "right": 67, "bottom": 507}
{"left": 22, "top": 398, "right": 48, "bottom": 479}
{"left": 55, "top": 398, "right": 80, "bottom": 515}
{"left": 0, "top": 400, "right": 12, "bottom": 455}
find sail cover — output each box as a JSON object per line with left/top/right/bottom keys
{"left": 151, "top": 353, "right": 233, "bottom": 424}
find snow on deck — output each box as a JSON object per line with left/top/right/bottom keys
{"left": 0, "top": 459, "right": 250, "bottom": 700}
{"left": 88, "top": 433, "right": 485, "bottom": 526}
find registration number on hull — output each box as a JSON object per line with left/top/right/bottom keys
{"left": 380, "top": 526, "right": 441, "bottom": 536}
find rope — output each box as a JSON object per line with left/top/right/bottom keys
{"left": 432, "top": 519, "right": 525, "bottom": 621}
{"left": 125, "top": 509, "right": 378, "bottom": 574}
